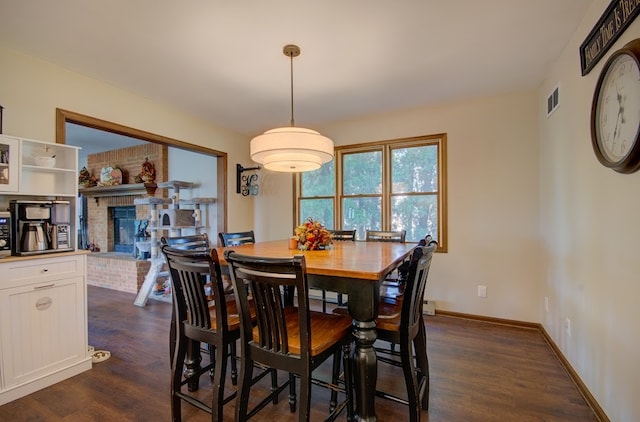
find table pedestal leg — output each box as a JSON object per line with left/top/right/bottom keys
{"left": 352, "top": 319, "right": 377, "bottom": 422}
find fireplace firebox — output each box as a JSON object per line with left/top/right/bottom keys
{"left": 111, "top": 206, "right": 136, "bottom": 253}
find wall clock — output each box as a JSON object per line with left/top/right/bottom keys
{"left": 591, "top": 38, "right": 640, "bottom": 173}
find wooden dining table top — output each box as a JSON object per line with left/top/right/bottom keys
{"left": 215, "top": 239, "right": 416, "bottom": 281}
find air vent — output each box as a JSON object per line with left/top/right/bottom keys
{"left": 547, "top": 85, "right": 559, "bottom": 117}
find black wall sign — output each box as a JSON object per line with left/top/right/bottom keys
{"left": 580, "top": 0, "right": 640, "bottom": 76}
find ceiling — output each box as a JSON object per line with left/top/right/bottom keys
{"left": 0, "top": 1, "right": 592, "bottom": 138}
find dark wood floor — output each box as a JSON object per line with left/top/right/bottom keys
{"left": 0, "top": 286, "right": 597, "bottom": 421}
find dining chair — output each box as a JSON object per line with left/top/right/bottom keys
{"left": 161, "top": 233, "right": 232, "bottom": 382}
{"left": 374, "top": 240, "right": 437, "bottom": 422}
{"left": 161, "top": 245, "right": 243, "bottom": 422}
{"left": 161, "top": 233, "right": 225, "bottom": 295}
{"left": 331, "top": 229, "right": 357, "bottom": 242}
{"left": 225, "top": 250, "right": 354, "bottom": 422}
{"left": 217, "top": 230, "right": 255, "bottom": 247}
{"left": 312, "top": 229, "right": 356, "bottom": 312}
{"left": 160, "top": 233, "right": 210, "bottom": 251}
{"left": 365, "top": 229, "right": 406, "bottom": 243}
{"left": 365, "top": 229, "right": 407, "bottom": 296}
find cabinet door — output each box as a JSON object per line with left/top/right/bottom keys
{"left": 0, "top": 135, "right": 19, "bottom": 192}
{"left": 0, "top": 277, "right": 85, "bottom": 388}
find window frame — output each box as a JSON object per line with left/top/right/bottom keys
{"left": 295, "top": 133, "right": 448, "bottom": 252}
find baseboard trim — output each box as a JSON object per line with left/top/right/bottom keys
{"left": 434, "top": 310, "right": 609, "bottom": 422}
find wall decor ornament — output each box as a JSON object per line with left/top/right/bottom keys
{"left": 236, "top": 164, "right": 260, "bottom": 196}
{"left": 590, "top": 38, "right": 640, "bottom": 173}
{"left": 580, "top": 0, "right": 640, "bottom": 75}
{"left": 140, "top": 157, "right": 156, "bottom": 182}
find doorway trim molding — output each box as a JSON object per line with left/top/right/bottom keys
{"left": 55, "top": 108, "right": 227, "bottom": 238}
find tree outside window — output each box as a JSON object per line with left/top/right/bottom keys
{"left": 296, "top": 134, "right": 447, "bottom": 250}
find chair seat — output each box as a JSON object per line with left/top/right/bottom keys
{"left": 375, "top": 302, "right": 403, "bottom": 331}
{"left": 206, "top": 297, "right": 255, "bottom": 331}
{"left": 252, "top": 306, "right": 352, "bottom": 356}
{"left": 332, "top": 301, "right": 401, "bottom": 324}
{"left": 380, "top": 283, "right": 404, "bottom": 301}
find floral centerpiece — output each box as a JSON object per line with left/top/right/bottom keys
{"left": 294, "top": 218, "right": 333, "bottom": 250}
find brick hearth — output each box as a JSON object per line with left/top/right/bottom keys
{"left": 86, "top": 253, "right": 152, "bottom": 293}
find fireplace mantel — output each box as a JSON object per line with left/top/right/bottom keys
{"left": 79, "top": 183, "right": 157, "bottom": 204}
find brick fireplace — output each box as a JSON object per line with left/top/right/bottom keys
{"left": 83, "top": 143, "right": 168, "bottom": 293}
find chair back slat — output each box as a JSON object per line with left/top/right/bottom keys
{"left": 365, "top": 229, "right": 406, "bottom": 243}
{"left": 218, "top": 230, "right": 256, "bottom": 247}
{"left": 253, "top": 280, "right": 289, "bottom": 353}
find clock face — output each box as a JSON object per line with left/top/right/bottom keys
{"left": 593, "top": 52, "right": 640, "bottom": 166}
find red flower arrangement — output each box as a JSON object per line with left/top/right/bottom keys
{"left": 294, "top": 218, "right": 333, "bottom": 250}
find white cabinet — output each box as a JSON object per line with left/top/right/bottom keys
{"left": 19, "top": 136, "right": 79, "bottom": 197}
{"left": 0, "top": 135, "right": 18, "bottom": 192}
{"left": 0, "top": 134, "right": 79, "bottom": 197}
{"left": 0, "top": 253, "right": 91, "bottom": 405}
{"left": 0, "top": 134, "right": 80, "bottom": 253}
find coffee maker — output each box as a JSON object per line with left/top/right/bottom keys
{"left": 10, "top": 200, "right": 73, "bottom": 256}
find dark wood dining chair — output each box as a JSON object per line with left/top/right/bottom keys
{"left": 312, "top": 229, "right": 357, "bottom": 312}
{"left": 225, "top": 250, "right": 354, "bottom": 422}
{"left": 365, "top": 229, "right": 406, "bottom": 243}
{"left": 161, "top": 233, "right": 229, "bottom": 378}
{"left": 161, "top": 245, "right": 242, "bottom": 422}
{"left": 217, "top": 230, "right": 255, "bottom": 247}
{"left": 365, "top": 229, "right": 407, "bottom": 296}
{"left": 331, "top": 229, "right": 357, "bottom": 242}
{"left": 374, "top": 241, "right": 437, "bottom": 422}
{"left": 161, "top": 233, "right": 210, "bottom": 251}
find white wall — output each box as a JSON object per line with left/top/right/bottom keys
{"left": 256, "top": 91, "right": 542, "bottom": 322}
{"left": 332, "top": 94, "right": 543, "bottom": 324}
{"left": 252, "top": 170, "right": 295, "bottom": 242}
{"left": 168, "top": 147, "right": 217, "bottom": 238}
{"left": 0, "top": 46, "right": 253, "bottom": 232}
{"left": 539, "top": 1, "right": 640, "bottom": 420}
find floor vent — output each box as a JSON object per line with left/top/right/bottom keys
{"left": 547, "top": 85, "right": 559, "bottom": 117}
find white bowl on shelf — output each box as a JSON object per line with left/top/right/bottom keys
{"left": 34, "top": 156, "right": 56, "bottom": 167}
{"left": 135, "top": 241, "right": 152, "bottom": 252}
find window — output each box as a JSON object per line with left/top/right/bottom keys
{"left": 296, "top": 134, "right": 447, "bottom": 251}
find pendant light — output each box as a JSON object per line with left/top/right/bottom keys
{"left": 250, "top": 44, "right": 334, "bottom": 172}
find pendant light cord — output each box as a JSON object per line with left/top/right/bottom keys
{"left": 289, "top": 51, "right": 295, "bottom": 127}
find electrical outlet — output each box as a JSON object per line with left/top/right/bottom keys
{"left": 477, "top": 285, "right": 487, "bottom": 298}
{"left": 544, "top": 296, "right": 549, "bottom": 312}
{"left": 565, "top": 318, "right": 571, "bottom": 337}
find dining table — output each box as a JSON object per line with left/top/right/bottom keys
{"left": 215, "top": 239, "right": 416, "bottom": 422}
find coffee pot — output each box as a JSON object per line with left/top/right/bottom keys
{"left": 20, "top": 222, "right": 48, "bottom": 252}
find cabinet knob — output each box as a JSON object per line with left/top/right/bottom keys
{"left": 42, "top": 268, "right": 48, "bottom": 272}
